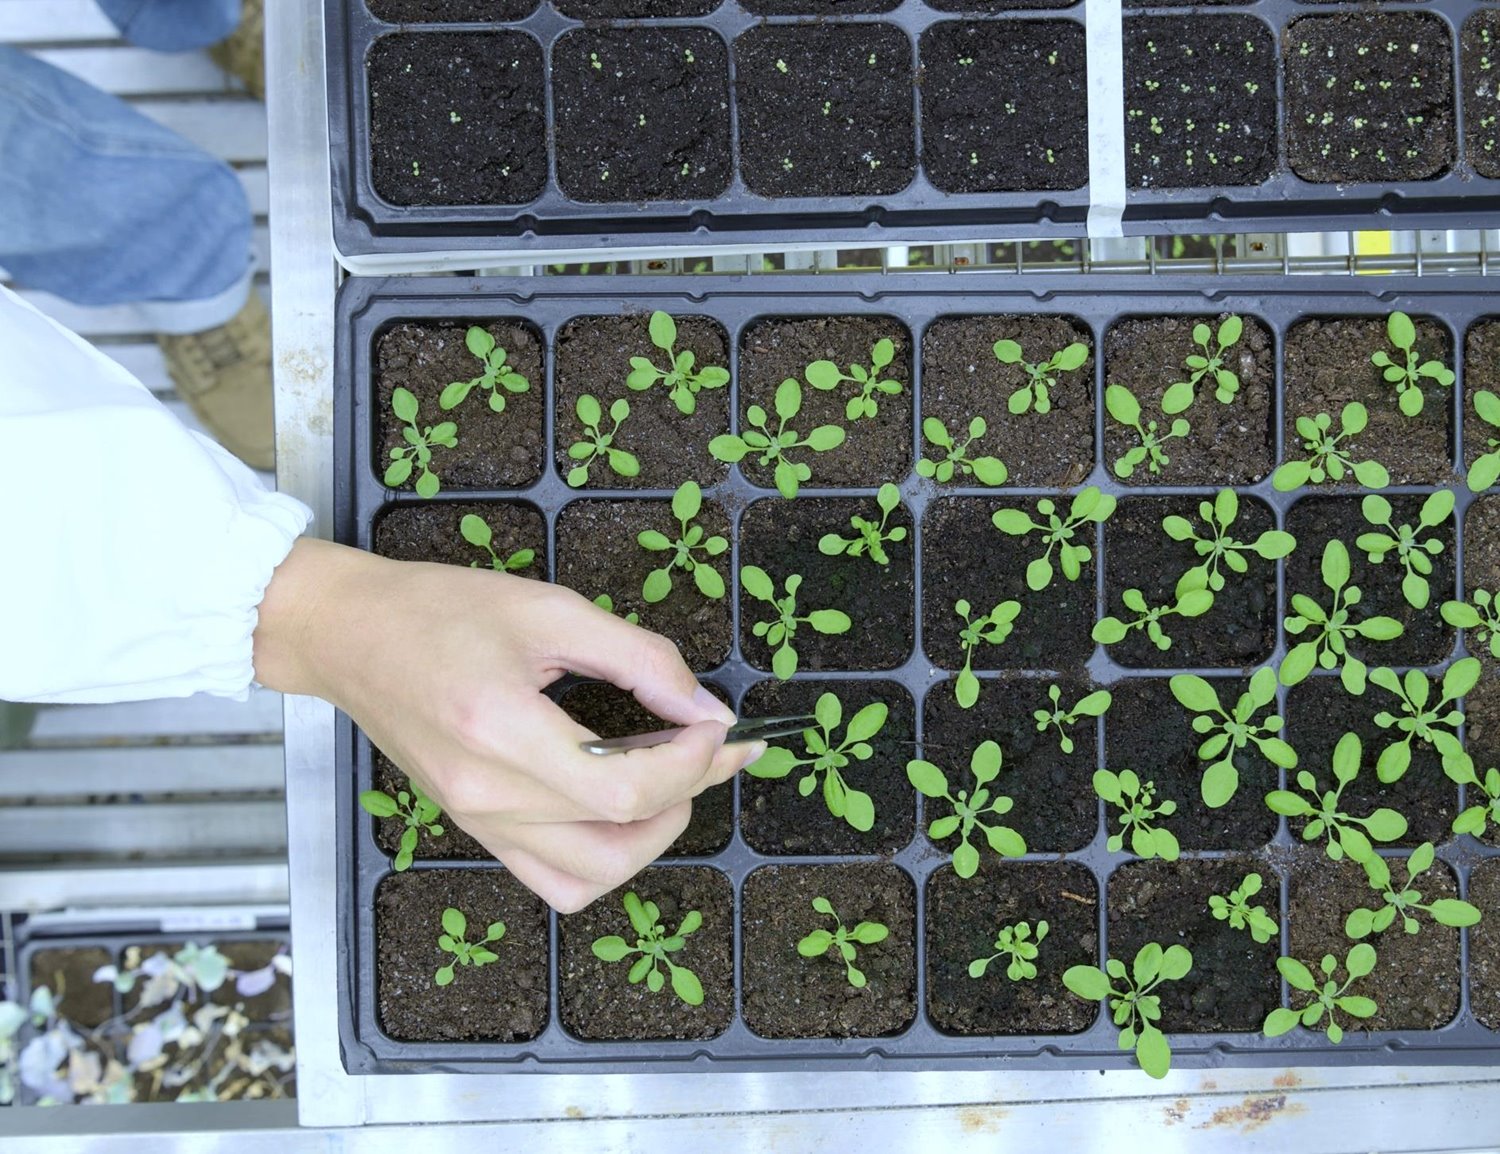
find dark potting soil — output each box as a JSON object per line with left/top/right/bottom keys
{"left": 366, "top": 0, "right": 538, "bottom": 20}
{"left": 1283, "top": 14, "right": 1455, "bottom": 184}
{"left": 1123, "top": 16, "right": 1277, "bottom": 189}
{"left": 1103, "top": 496, "right": 1277, "bottom": 669}
{"left": 1285, "top": 678, "right": 1458, "bottom": 850}
{"left": 1468, "top": 858, "right": 1500, "bottom": 1029}
{"left": 735, "top": 24, "right": 916, "bottom": 198}
{"left": 120, "top": 941, "right": 291, "bottom": 1021}
{"left": 1108, "top": 857, "right": 1280, "bottom": 1032}
{"left": 368, "top": 32, "right": 546, "bottom": 207}
{"left": 558, "top": 866, "right": 733, "bottom": 1040}
{"left": 1464, "top": 679, "right": 1500, "bottom": 833}
{"left": 1284, "top": 496, "right": 1456, "bottom": 668}
{"left": 1464, "top": 323, "right": 1500, "bottom": 486}
{"left": 1282, "top": 318, "right": 1455, "bottom": 486}
{"left": 1102, "top": 314, "right": 1275, "bottom": 486}
{"left": 375, "top": 869, "right": 549, "bottom": 1042}
{"left": 741, "top": 0, "right": 895, "bottom": 12}
{"left": 372, "top": 749, "right": 487, "bottom": 861}
{"left": 551, "top": 28, "right": 731, "bottom": 204}
{"left": 553, "top": 314, "right": 731, "bottom": 490}
{"left": 29, "top": 948, "right": 114, "bottom": 1027}
{"left": 918, "top": 315, "right": 1095, "bottom": 488}
{"left": 372, "top": 501, "right": 547, "bottom": 574}
{"left": 928, "top": 0, "right": 1082, "bottom": 10}
{"left": 1462, "top": 12, "right": 1500, "bottom": 179}
{"left": 918, "top": 21, "right": 1088, "bottom": 194}
{"left": 740, "top": 863, "right": 917, "bottom": 1039}
{"left": 922, "top": 677, "right": 1099, "bottom": 854}
{"left": 738, "top": 679, "right": 916, "bottom": 856}
{"left": 925, "top": 861, "right": 1097, "bottom": 1036}
{"left": 555, "top": 0, "right": 721, "bottom": 17}
{"left": 738, "top": 496, "right": 915, "bottom": 674}
{"left": 1465, "top": 496, "right": 1500, "bottom": 629}
{"left": 1287, "top": 850, "right": 1461, "bottom": 1031}
{"left": 558, "top": 682, "right": 733, "bottom": 857}
{"left": 374, "top": 320, "right": 545, "bottom": 490}
{"left": 554, "top": 498, "right": 733, "bottom": 672}
{"left": 921, "top": 497, "right": 1096, "bottom": 675}
{"left": 1105, "top": 677, "right": 1279, "bottom": 851}
{"left": 737, "top": 316, "right": 913, "bottom": 489}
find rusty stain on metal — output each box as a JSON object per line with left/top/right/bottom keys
{"left": 1272, "top": 1070, "right": 1302, "bottom": 1090}
{"left": 1161, "top": 1098, "right": 1191, "bottom": 1126}
{"left": 1196, "top": 1094, "right": 1305, "bottom": 1133}
{"left": 958, "top": 1105, "right": 1008, "bottom": 1133}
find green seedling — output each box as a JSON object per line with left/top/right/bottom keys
{"left": 991, "top": 486, "right": 1117, "bottom": 592}
{"left": 638, "top": 481, "right": 727, "bottom": 603}
{"left": 1209, "top": 872, "right": 1279, "bottom": 945}
{"left": 1441, "top": 589, "right": 1500, "bottom": 660}
{"left": 1445, "top": 758, "right": 1500, "bottom": 839}
{"left": 915, "top": 416, "right": 1008, "bottom": 485}
{"left": 358, "top": 787, "right": 443, "bottom": 871}
{"left": 1095, "top": 769, "right": 1180, "bottom": 861}
{"left": 440, "top": 326, "right": 530, "bottom": 414}
{"left": 1169, "top": 668, "right": 1298, "bottom": 808}
{"left": 969, "top": 920, "right": 1049, "bottom": 981}
{"left": 741, "top": 566, "right": 851, "bottom": 680}
{"left": 1092, "top": 580, "right": 1214, "bottom": 652}
{"left": 1354, "top": 491, "right": 1452, "bottom": 610}
{"left": 1162, "top": 489, "right": 1296, "bottom": 594}
{"left": 1161, "top": 315, "right": 1244, "bottom": 413}
{"left": 1368, "top": 659, "right": 1478, "bottom": 784}
{"left": 953, "top": 598, "right": 1021, "bottom": 708}
{"left": 992, "top": 336, "right": 1088, "bottom": 415}
{"left": 1280, "top": 539, "right": 1403, "bottom": 695}
{"left": 1370, "top": 311, "right": 1454, "bottom": 417}
{"left": 1273, "top": 403, "right": 1391, "bottom": 492}
{"left": 1469, "top": 390, "right": 1500, "bottom": 492}
{"left": 625, "top": 311, "right": 729, "bottom": 416}
{"left": 818, "top": 483, "right": 908, "bottom": 565}
{"left": 907, "top": 740, "right": 1027, "bottom": 879}
{"left": 590, "top": 891, "right": 704, "bottom": 1006}
{"left": 459, "top": 514, "right": 534, "bottom": 573}
{"left": 1263, "top": 944, "right": 1377, "bottom": 1045}
{"left": 1265, "top": 731, "right": 1408, "bottom": 865}
{"left": 1033, "top": 683, "right": 1112, "bottom": 755}
{"left": 746, "top": 691, "right": 887, "bottom": 832}
{"left": 435, "top": 907, "right": 504, "bottom": 987}
{"left": 796, "top": 897, "right": 889, "bottom": 988}
{"left": 1106, "top": 384, "right": 1189, "bottom": 478}
{"left": 592, "top": 593, "right": 639, "bottom": 625}
{"left": 804, "top": 337, "right": 904, "bottom": 420}
{"left": 709, "top": 378, "right": 845, "bottom": 499}
{"left": 1063, "top": 942, "right": 1193, "bottom": 1079}
{"left": 385, "top": 387, "right": 456, "bottom": 498}
{"left": 566, "top": 394, "right": 639, "bottom": 488}
{"left": 1344, "top": 842, "right": 1482, "bottom": 939}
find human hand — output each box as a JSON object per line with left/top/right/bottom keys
{"left": 253, "top": 539, "right": 762, "bottom": 911}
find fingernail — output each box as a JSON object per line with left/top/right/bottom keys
{"left": 693, "top": 685, "right": 736, "bottom": 726}
{"left": 738, "top": 740, "right": 768, "bottom": 767}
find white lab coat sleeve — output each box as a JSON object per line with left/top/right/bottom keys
{"left": 0, "top": 285, "right": 312, "bottom": 704}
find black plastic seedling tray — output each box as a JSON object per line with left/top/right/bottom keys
{"left": 334, "top": 274, "right": 1498, "bottom": 1074}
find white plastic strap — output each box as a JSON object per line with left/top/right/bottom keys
{"left": 1085, "top": 0, "right": 1126, "bottom": 238}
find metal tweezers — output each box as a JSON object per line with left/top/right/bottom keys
{"left": 579, "top": 714, "right": 815, "bottom": 756}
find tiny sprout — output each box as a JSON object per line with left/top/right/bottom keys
{"left": 591, "top": 891, "right": 704, "bottom": 1006}
{"left": 435, "top": 907, "right": 504, "bottom": 987}
{"left": 440, "top": 326, "right": 530, "bottom": 414}
{"left": 1033, "top": 683, "right": 1112, "bottom": 755}
{"left": 459, "top": 514, "right": 534, "bottom": 574}
{"left": 385, "top": 387, "right": 456, "bottom": 498}
{"left": 969, "top": 920, "right": 1048, "bottom": 981}
{"left": 1469, "top": 390, "right": 1500, "bottom": 491}
{"left": 804, "top": 337, "right": 904, "bottom": 421}
{"left": 1162, "top": 489, "right": 1296, "bottom": 593}
{"left": 1169, "top": 668, "right": 1297, "bottom": 808}
{"left": 747, "top": 691, "right": 887, "bottom": 832}
{"left": 797, "top": 897, "right": 888, "bottom": 988}
{"left": 359, "top": 787, "right": 443, "bottom": 871}
{"left": 1280, "top": 539, "right": 1403, "bottom": 695}
{"left": 1344, "top": 843, "right": 1482, "bottom": 939}
{"left": 1094, "top": 769, "right": 1179, "bottom": 860}
{"left": 638, "top": 481, "right": 728, "bottom": 603}
{"left": 1441, "top": 588, "right": 1500, "bottom": 660}
{"left": 1209, "top": 873, "right": 1278, "bottom": 944}
{"left": 1063, "top": 942, "right": 1192, "bottom": 1079}
{"left": 741, "top": 566, "right": 851, "bottom": 680}
{"left": 1092, "top": 579, "right": 1214, "bottom": 652}
{"left": 1445, "top": 757, "right": 1500, "bottom": 839}
{"left": 818, "top": 483, "right": 908, "bottom": 565}
{"left": 1370, "top": 311, "right": 1454, "bottom": 418}
{"left": 1265, "top": 732, "right": 1408, "bottom": 865}
{"left": 709, "top": 378, "right": 845, "bottom": 499}
{"left": 566, "top": 394, "right": 639, "bottom": 488}
{"left": 991, "top": 336, "right": 1088, "bottom": 415}
{"left": 1161, "top": 316, "right": 1244, "bottom": 413}
{"left": 592, "top": 593, "right": 639, "bottom": 626}
{"left": 953, "top": 598, "right": 1021, "bottom": 708}
{"left": 1106, "top": 384, "right": 1189, "bottom": 478}
{"left": 626, "top": 311, "right": 729, "bottom": 416}
{"left": 1263, "top": 944, "right": 1377, "bottom": 1045}
{"left": 916, "top": 416, "right": 1008, "bottom": 485}
{"left": 1354, "top": 491, "right": 1452, "bottom": 610}
{"left": 1274, "top": 403, "right": 1390, "bottom": 491}
{"left": 1367, "top": 660, "right": 1477, "bottom": 784}
{"left": 907, "top": 740, "right": 1027, "bottom": 878}
{"left": 991, "top": 486, "right": 1115, "bottom": 592}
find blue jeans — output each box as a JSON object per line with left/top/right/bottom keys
{"left": 0, "top": 0, "right": 251, "bottom": 312}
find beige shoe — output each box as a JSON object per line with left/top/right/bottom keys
{"left": 158, "top": 291, "right": 275, "bottom": 471}
{"left": 209, "top": 0, "right": 265, "bottom": 101}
